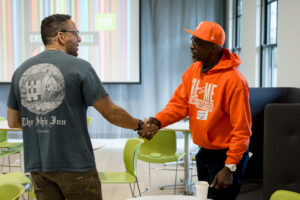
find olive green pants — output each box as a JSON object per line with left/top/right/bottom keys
{"left": 31, "top": 168, "right": 102, "bottom": 200}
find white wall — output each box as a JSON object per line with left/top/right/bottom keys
{"left": 240, "top": 0, "right": 261, "bottom": 87}
{"left": 225, "top": 0, "right": 233, "bottom": 50}
{"left": 277, "top": 0, "right": 300, "bottom": 87}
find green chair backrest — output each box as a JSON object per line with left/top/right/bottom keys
{"left": 0, "top": 182, "right": 25, "bottom": 200}
{"left": 139, "top": 130, "right": 177, "bottom": 156}
{"left": 87, "top": 117, "right": 92, "bottom": 128}
{"left": 0, "top": 116, "right": 8, "bottom": 143}
{"left": 270, "top": 190, "right": 300, "bottom": 200}
{"left": 123, "top": 138, "right": 144, "bottom": 176}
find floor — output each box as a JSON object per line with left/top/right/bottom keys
{"left": 1, "top": 139, "right": 263, "bottom": 200}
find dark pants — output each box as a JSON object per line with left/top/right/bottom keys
{"left": 195, "top": 148, "right": 249, "bottom": 200}
{"left": 31, "top": 168, "right": 102, "bottom": 200}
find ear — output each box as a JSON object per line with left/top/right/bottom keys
{"left": 57, "top": 32, "right": 66, "bottom": 45}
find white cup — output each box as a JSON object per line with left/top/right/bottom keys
{"left": 195, "top": 181, "right": 209, "bottom": 200}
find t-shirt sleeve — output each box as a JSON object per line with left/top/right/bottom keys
{"left": 7, "top": 74, "right": 19, "bottom": 111}
{"left": 82, "top": 67, "right": 108, "bottom": 106}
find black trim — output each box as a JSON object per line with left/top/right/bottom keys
{"left": 260, "top": 0, "right": 278, "bottom": 87}
{"left": 233, "top": 0, "right": 242, "bottom": 51}
{"left": 135, "top": 119, "right": 144, "bottom": 131}
{"left": 261, "top": 44, "right": 277, "bottom": 48}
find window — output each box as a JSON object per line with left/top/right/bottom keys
{"left": 261, "top": 0, "right": 278, "bottom": 87}
{"left": 232, "top": 0, "right": 242, "bottom": 57}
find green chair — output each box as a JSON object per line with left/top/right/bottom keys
{"left": 0, "top": 172, "right": 31, "bottom": 186}
{"left": 99, "top": 138, "right": 144, "bottom": 197}
{"left": 87, "top": 116, "right": 92, "bottom": 128}
{"left": 0, "top": 117, "right": 23, "bottom": 173}
{"left": 270, "top": 190, "right": 300, "bottom": 200}
{"left": 0, "top": 182, "right": 25, "bottom": 200}
{"left": 137, "top": 130, "right": 185, "bottom": 194}
{"left": 0, "top": 172, "right": 31, "bottom": 200}
{"left": 28, "top": 187, "right": 36, "bottom": 199}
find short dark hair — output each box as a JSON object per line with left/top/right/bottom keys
{"left": 41, "top": 14, "right": 71, "bottom": 45}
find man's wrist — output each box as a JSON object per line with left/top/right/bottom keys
{"left": 225, "top": 164, "right": 237, "bottom": 172}
{"left": 135, "top": 119, "right": 144, "bottom": 131}
{"left": 152, "top": 118, "right": 161, "bottom": 129}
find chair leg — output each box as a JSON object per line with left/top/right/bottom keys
{"left": 190, "top": 159, "right": 194, "bottom": 182}
{"left": 0, "top": 157, "right": 4, "bottom": 173}
{"left": 174, "top": 160, "right": 178, "bottom": 195}
{"left": 19, "top": 152, "right": 22, "bottom": 171}
{"left": 133, "top": 182, "right": 136, "bottom": 195}
{"left": 159, "top": 161, "right": 184, "bottom": 191}
{"left": 129, "top": 183, "right": 134, "bottom": 197}
{"left": 148, "top": 162, "right": 151, "bottom": 186}
{"left": 136, "top": 180, "right": 142, "bottom": 197}
{"left": 8, "top": 155, "right": 11, "bottom": 173}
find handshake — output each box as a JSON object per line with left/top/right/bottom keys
{"left": 137, "top": 117, "right": 161, "bottom": 140}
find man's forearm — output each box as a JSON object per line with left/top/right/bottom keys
{"left": 8, "top": 117, "right": 22, "bottom": 128}
{"left": 7, "top": 108, "right": 22, "bottom": 128}
{"left": 92, "top": 95, "right": 140, "bottom": 130}
{"left": 106, "top": 105, "right": 139, "bottom": 130}
{"left": 11, "top": 121, "right": 22, "bottom": 128}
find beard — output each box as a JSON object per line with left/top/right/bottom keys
{"left": 65, "top": 41, "right": 78, "bottom": 57}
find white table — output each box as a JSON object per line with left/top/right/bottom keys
{"left": 91, "top": 141, "right": 105, "bottom": 151}
{"left": 0, "top": 120, "right": 22, "bottom": 132}
{"left": 163, "top": 122, "right": 192, "bottom": 195}
{"left": 126, "top": 195, "right": 211, "bottom": 200}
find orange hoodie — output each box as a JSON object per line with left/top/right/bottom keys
{"left": 155, "top": 48, "right": 252, "bottom": 165}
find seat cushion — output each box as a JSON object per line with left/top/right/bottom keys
{"left": 0, "top": 172, "right": 31, "bottom": 184}
{"left": 138, "top": 152, "right": 185, "bottom": 163}
{"left": 98, "top": 171, "right": 137, "bottom": 183}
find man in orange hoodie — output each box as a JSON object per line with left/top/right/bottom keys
{"left": 140, "top": 21, "right": 252, "bottom": 200}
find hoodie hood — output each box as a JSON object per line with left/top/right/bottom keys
{"left": 206, "top": 48, "right": 241, "bottom": 74}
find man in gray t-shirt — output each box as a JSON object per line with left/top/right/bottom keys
{"left": 7, "top": 14, "right": 157, "bottom": 200}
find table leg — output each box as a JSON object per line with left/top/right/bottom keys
{"left": 183, "top": 131, "right": 193, "bottom": 195}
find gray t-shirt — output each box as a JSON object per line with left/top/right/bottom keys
{"left": 7, "top": 50, "right": 107, "bottom": 172}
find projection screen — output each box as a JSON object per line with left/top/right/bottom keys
{"left": 0, "top": 0, "right": 140, "bottom": 83}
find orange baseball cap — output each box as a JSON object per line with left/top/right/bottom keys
{"left": 184, "top": 21, "right": 226, "bottom": 46}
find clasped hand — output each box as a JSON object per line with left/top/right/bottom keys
{"left": 138, "top": 117, "right": 159, "bottom": 140}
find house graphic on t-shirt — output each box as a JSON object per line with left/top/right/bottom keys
{"left": 25, "top": 79, "right": 42, "bottom": 102}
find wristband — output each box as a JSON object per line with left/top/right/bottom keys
{"left": 225, "top": 164, "right": 237, "bottom": 172}
{"left": 135, "top": 120, "right": 144, "bottom": 131}
{"left": 153, "top": 118, "right": 161, "bottom": 129}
